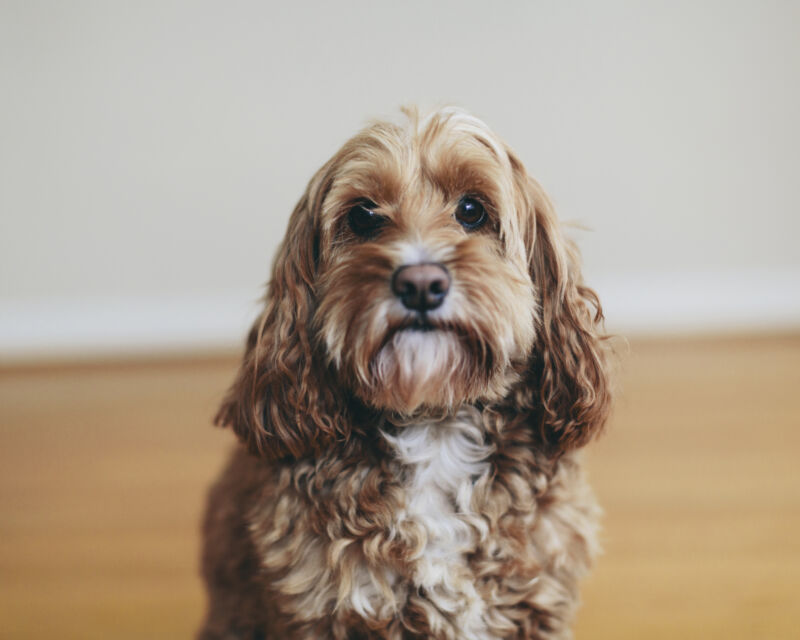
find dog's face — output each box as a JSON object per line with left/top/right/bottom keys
{"left": 314, "top": 110, "right": 536, "bottom": 413}
{"left": 217, "top": 108, "right": 610, "bottom": 460}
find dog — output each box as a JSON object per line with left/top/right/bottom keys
{"left": 198, "top": 107, "right": 611, "bottom": 640}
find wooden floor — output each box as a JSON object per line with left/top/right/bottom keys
{"left": 1, "top": 334, "right": 799, "bottom": 639}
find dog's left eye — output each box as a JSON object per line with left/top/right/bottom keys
{"left": 455, "top": 196, "right": 487, "bottom": 230}
{"left": 347, "top": 201, "right": 386, "bottom": 237}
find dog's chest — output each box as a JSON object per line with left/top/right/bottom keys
{"left": 385, "top": 412, "right": 491, "bottom": 561}
{"left": 378, "top": 410, "right": 496, "bottom": 638}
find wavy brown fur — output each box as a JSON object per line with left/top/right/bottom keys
{"left": 201, "top": 107, "right": 612, "bottom": 639}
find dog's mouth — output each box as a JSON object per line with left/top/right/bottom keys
{"left": 393, "top": 314, "right": 456, "bottom": 334}
{"left": 377, "top": 315, "right": 456, "bottom": 351}
{"left": 399, "top": 316, "right": 440, "bottom": 332}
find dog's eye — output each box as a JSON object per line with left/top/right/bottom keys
{"left": 347, "top": 201, "right": 386, "bottom": 237}
{"left": 455, "top": 196, "right": 487, "bottom": 230}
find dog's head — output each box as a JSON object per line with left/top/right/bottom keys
{"left": 216, "top": 107, "right": 610, "bottom": 459}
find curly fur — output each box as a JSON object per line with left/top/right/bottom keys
{"left": 199, "top": 107, "right": 612, "bottom": 639}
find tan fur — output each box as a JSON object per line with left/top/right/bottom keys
{"left": 199, "top": 107, "right": 612, "bottom": 639}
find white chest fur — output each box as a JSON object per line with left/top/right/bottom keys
{"left": 382, "top": 408, "right": 497, "bottom": 640}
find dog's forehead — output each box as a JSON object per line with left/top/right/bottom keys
{"left": 416, "top": 108, "right": 509, "bottom": 164}
{"left": 327, "top": 109, "right": 513, "bottom": 208}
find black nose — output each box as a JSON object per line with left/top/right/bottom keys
{"left": 391, "top": 263, "right": 451, "bottom": 312}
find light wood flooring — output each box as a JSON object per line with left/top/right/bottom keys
{"left": 1, "top": 334, "right": 798, "bottom": 639}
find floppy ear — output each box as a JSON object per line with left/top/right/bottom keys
{"left": 509, "top": 155, "right": 612, "bottom": 452}
{"left": 214, "top": 167, "right": 350, "bottom": 460}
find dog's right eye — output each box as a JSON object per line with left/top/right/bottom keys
{"left": 347, "top": 201, "right": 386, "bottom": 238}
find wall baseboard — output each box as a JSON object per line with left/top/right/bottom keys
{"left": 592, "top": 268, "right": 800, "bottom": 335}
{"left": 0, "top": 290, "right": 261, "bottom": 362}
{"left": 2, "top": 269, "right": 798, "bottom": 362}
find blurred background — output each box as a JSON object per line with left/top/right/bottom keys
{"left": 1, "top": 1, "right": 798, "bottom": 639}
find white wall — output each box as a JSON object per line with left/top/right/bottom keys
{"left": 1, "top": 1, "right": 798, "bottom": 359}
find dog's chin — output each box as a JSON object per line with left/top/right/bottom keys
{"left": 359, "top": 326, "right": 491, "bottom": 416}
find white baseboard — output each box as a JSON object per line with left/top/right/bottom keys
{"left": 0, "top": 290, "right": 261, "bottom": 362}
{"left": 592, "top": 268, "right": 800, "bottom": 335}
{"left": 1, "top": 269, "right": 798, "bottom": 361}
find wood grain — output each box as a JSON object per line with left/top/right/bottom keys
{"left": 1, "top": 335, "right": 798, "bottom": 639}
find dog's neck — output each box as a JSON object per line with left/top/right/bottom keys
{"left": 382, "top": 406, "right": 493, "bottom": 492}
